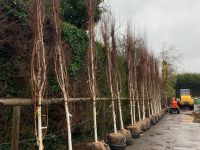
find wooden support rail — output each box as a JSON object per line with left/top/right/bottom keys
{"left": 0, "top": 97, "right": 159, "bottom": 106}
{"left": 0, "top": 97, "right": 133, "bottom": 106}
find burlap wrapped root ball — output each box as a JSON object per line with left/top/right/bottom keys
{"left": 156, "top": 112, "right": 162, "bottom": 120}
{"left": 137, "top": 120, "right": 148, "bottom": 132}
{"left": 118, "top": 129, "right": 133, "bottom": 146}
{"left": 126, "top": 124, "right": 141, "bottom": 138}
{"left": 106, "top": 132, "right": 126, "bottom": 145}
{"left": 105, "top": 132, "right": 127, "bottom": 150}
{"left": 161, "top": 109, "right": 166, "bottom": 116}
{"left": 135, "top": 122, "right": 143, "bottom": 133}
{"left": 150, "top": 115, "right": 157, "bottom": 125}
{"left": 144, "top": 118, "right": 151, "bottom": 129}
{"left": 142, "top": 120, "right": 149, "bottom": 131}
{"left": 160, "top": 109, "right": 164, "bottom": 116}
{"left": 86, "top": 141, "right": 110, "bottom": 150}
{"left": 153, "top": 114, "right": 159, "bottom": 122}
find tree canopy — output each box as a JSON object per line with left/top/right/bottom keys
{"left": 60, "top": 0, "right": 103, "bottom": 29}
{"left": 0, "top": 0, "right": 103, "bottom": 29}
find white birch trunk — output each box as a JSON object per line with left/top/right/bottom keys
{"left": 90, "top": 26, "right": 98, "bottom": 142}
{"left": 37, "top": 97, "right": 43, "bottom": 150}
{"left": 31, "top": 0, "right": 47, "bottom": 149}
{"left": 147, "top": 97, "right": 151, "bottom": 117}
{"left": 142, "top": 85, "right": 146, "bottom": 120}
{"left": 133, "top": 100, "right": 136, "bottom": 123}
{"left": 150, "top": 99, "right": 154, "bottom": 115}
{"left": 64, "top": 95, "right": 72, "bottom": 150}
{"left": 130, "top": 97, "right": 134, "bottom": 125}
{"left": 51, "top": 1, "right": 72, "bottom": 148}
{"left": 137, "top": 91, "right": 141, "bottom": 121}
{"left": 87, "top": 0, "right": 98, "bottom": 141}
{"left": 116, "top": 81, "right": 124, "bottom": 129}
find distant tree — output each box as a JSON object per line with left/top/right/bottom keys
{"left": 175, "top": 73, "right": 200, "bottom": 96}
{"left": 159, "top": 44, "right": 183, "bottom": 96}
{"left": 160, "top": 44, "right": 183, "bottom": 74}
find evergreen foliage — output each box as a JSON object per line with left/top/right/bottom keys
{"left": 175, "top": 73, "right": 200, "bottom": 96}
{"left": 60, "top": 0, "right": 103, "bottom": 29}
{"left": 62, "top": 22, "right": 87, "bottom": 79}
{"left": 0, "top": 0, "right": 27, "bottom": 21}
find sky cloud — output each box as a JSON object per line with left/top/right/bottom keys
{"left": 105, "top": 0, "right": 200, "bottom": 72}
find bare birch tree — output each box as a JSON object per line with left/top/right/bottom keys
{"left": 138, "top": 40, "right": 148, "bottom": 121}
{"left": 148, "top": 55, "right": 155, "bottom": 116}
{"left": 125, "top": 23, "right": 137, "bottom": 125}
{"left": 85, "top": 0, "right": 98, "bottom": 142}
{"left": 146, "top": 55, "right": 151, "bottom": 117}
{"left": 111, "top": 21, "right": 124, "bottom": 130}
{"left": 101, "top": 15, "right": 117, "bottom": 133}
{"left": 30, "top": 0, "right": 46, "bottom": 149}
{"left": 51, "top": 0, "right": 72, "bottom": 149}
{"left": 155, "top": 60, "right": 162, "bottom": 112}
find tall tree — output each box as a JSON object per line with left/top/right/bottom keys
{"left": 138, "top": 39, "right": 148, "bottom": 120}
{"left": 51, "top": 0, "right": 72, "bottom": 149}
{"left": 85, "top": 0, "right": 98, "bottom": 142}
{"left": 30, "top": 0, "right": 46, "bottom": 149}
{"left": 160, "top": 45, "right": 182, "bottom": 108}
{"left": 111, "top": 20, "right": 125, "bottom": 130}
{"left": 125, "top": 23, "right": 137, "bottom": 125}
{"left": 101, "top": 15, "right": 117, "bottom": 133}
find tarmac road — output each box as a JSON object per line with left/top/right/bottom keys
{"left": 127, "top": 108, "right": 200, "bottom": 150}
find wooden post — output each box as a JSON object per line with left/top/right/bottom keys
{"left": 102, "top": 99, "right": 106, "bottom": 137}
{"left": 11, "top": 106, "right": 21, "bottom": 150}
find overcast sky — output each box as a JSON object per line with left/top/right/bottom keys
{"left": 105, "top": 0, "right": 200, "bottom": 73}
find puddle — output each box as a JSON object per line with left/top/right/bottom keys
{"left": 154, "top": 132, "right": 163, "bottom": 135}
{"left": 154, "top": 143, "right": 164, "bottom": 146}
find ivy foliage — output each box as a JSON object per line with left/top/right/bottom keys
{"left": 0, "top": 44, "right": 21, "bottom": 97}
{"left": 61, "top": 22, "right": 88, "bottom": 79}
{"left": 60, "top": 0, "right": 103, "bottom": 29}
{"left": 49, "top": 74, "right": 61, "bottom": 95}
{"left": 96, "top": 42, "right": 110, "bottom": 97}
{"left": 0, "top": 0, "right": 27, "bottom": 22}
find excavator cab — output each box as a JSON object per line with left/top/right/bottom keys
{"left": 176, "top": 89, "right": 194, "bottom": 110}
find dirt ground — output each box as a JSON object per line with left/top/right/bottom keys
{"left": 127, "top": 106, "right": 200, "bottom": 150}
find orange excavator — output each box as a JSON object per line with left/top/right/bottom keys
{"left": 169, "top": 96, "right": 180, "bottom": 114}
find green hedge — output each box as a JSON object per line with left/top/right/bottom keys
{"left": 62, "top": 22, "right": 87, "bottom": 79}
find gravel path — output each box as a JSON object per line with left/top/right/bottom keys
{"left": 127, "top": 108, "right": 200, "bottom": 150}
